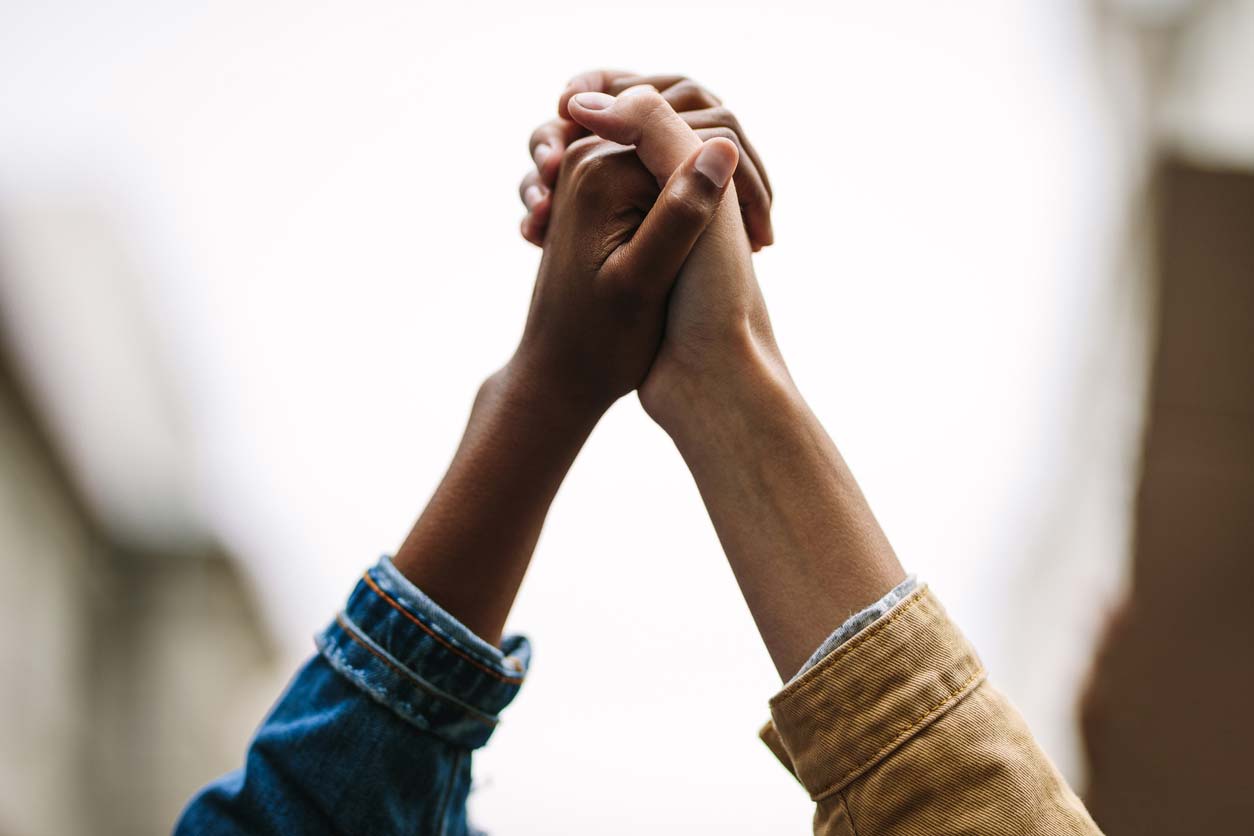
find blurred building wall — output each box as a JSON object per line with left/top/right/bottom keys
{"left": 1082, "top": 157, "right": 1254, "bottom": 835}
{"left": 0, "top": 326, "right": 277, "bottom": 835}
{"left": 1080, "top": 2, "right": 1254, "bottom": 832}
{"left": 0, "top": 332, "right": 96, "bottom": 836}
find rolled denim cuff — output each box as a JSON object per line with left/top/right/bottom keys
{"left": 316, "top": 556, "right": 531, "bottom": 750}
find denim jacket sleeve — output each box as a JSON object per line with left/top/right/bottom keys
{"left": 175, "top": 556, "right": 530, "bottom": 836}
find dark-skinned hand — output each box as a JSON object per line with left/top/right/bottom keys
{"left": 520, "top": 70, "right": 774, "bottom": 251}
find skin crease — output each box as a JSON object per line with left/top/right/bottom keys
{"left": 397, "top": 73, "right": 905, "bottom": 681}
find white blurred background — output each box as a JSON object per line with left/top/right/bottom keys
{"left": 3, "top": 0, "right": 1250, "bottom": 833}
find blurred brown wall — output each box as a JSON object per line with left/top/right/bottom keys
{"left": 1082, "top": 159, "right": 1254, "bottom": 834}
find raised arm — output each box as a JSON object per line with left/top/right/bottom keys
{"left": 563, "top": 82, "right": 1103, "bottom": 836}
{"left": 392, "top": 123, "right": 740, "bottom": 644}
{"left": 563, "top": 84, "right": 906, "bottom": 678}
{"left": 176, "top": 109, "right": 741, "bottom": 836}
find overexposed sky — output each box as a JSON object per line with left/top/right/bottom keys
{"left": 0, "top": 1, "right": 1135, "bottom": 830}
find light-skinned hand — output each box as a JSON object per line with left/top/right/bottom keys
{"left": 520, "top": 70, "right": 773, "bottom": 250}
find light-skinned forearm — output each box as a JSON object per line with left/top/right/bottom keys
{"left": 653, "top": 336, "right": 906, "bottom": 680}
{"left": 392, "top": 359, "right": 598, "bottom": 645}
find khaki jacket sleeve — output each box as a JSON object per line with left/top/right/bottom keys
{"left": 761, "top": 586, "right": 1103, "bottom": 835}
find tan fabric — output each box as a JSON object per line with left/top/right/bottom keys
{"left": 763, "top": 586, "right": 1102, "bottom": 835}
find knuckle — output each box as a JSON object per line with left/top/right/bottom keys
{"left": 671, "top": 79, "right": 719, "bottom": 109}
{"left": 629, "top": 89, "right": 671, "bottom": 116}
{"left": 668, "top": 79, "right": 697, "bottom": 96}
{"left": 711, "top": 106, "right": 742, "bottom": 132}
{"left": 560, "top": 135, "right": 603, "bottom": 177}
{"left": 563, "top": 140, "right": 632, "bottom": 197}
{"left": 573, "top": 68, "right": 606, "bottom": 86}
{"left": 529, "top": 124, "right": 554, "bottom": 151}
{"left": 518, "top": 177, "right": 534, "bottom": 202}
{"left": 664, "top": 185, "right": 712, "bottom": 227}
{"left": 606, "top": 73, "right": 644, "bottom": 96}
{"left": 563, "top": 70, "right": 605, "bottom": 102}
{"left": 705, "top": 125, "right": 739, "bottom": 145}
{"left": 632, "top": 95, "right": 679, "bottom": 142}
{"left": 574, "top": 148, "right": 615, "bottom": 180}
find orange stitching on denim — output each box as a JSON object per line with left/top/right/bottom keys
{"left": 334, "top": 613, "right": 498, "bottom": 728}
{"left": 812, "top": 667, "right": 986, "bottom": 801}
{"left": 773, "top": 587, "right": 932, "bottom": 703}
{"left": 361, "top": 572, "right": 524, "bottom": 685}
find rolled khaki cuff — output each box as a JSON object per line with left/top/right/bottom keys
{"left": 761, "top": 586, "right": 986, "bottom": 800}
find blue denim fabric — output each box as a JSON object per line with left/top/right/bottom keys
{"left": 175, "top": 556, "right": 530, "bottom": 836}
{"left": 177, "top": 556, "right": 908, "bottom": 834}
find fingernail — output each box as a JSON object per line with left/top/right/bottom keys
{"left": 619, "top": 84, "right": 658, "bottom": 98}
{"left": 694, "top": 141, "right": 736, "bottom": 188}
{"left": 523, "top": 185, "right": 544, "bottom": 210}
{"left": 571, "top": 91, "right": 615, "bottom": 111}
{"left": 533, "top": 143, "right": 552, "bottom": 167}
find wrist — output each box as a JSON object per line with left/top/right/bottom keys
{"left": 640, "top": 323, "right": 799, "bottom": 445}
{"left": 484, "top": 355, "right": 605, "bottom": 445}
{"left": 392, "top": 356, "right": 601, "bottom": 647}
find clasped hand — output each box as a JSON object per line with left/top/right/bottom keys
{"left": 395, "top": 70, "right": 900, "bottom": 678}
{"left": 505, "top": 70, "right": 784, "bottom": 433}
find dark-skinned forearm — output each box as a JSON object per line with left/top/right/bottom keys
{"left": 392, "top": 360, "right": 599, "bottom": 645}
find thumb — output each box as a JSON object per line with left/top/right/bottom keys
{"left": 568, "top": 87, "right": 702, "bottom": 186}
{"left": 604, "top": 137, "right": 738, "bottom": 296}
